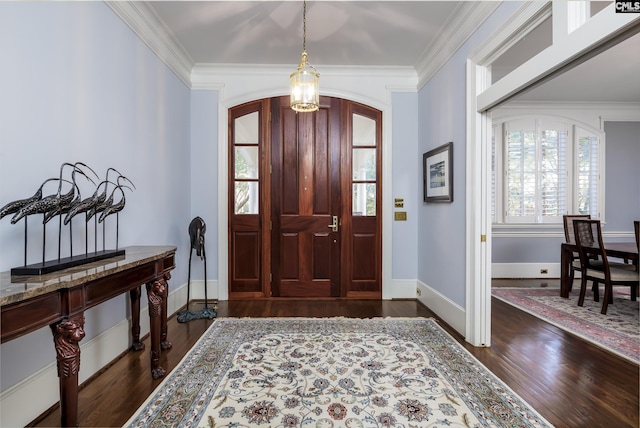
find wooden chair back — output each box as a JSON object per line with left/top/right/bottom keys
{"left": 563, "top": 214, "right": 590, "bottom": 244}
{"left": 573, "top": 219, "right": 608, "bottom": 272}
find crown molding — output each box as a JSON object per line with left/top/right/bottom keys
{"left": 108, "top": 0, "right": 488, "bottom": 92}
{"left": 496, "top": 100, "right": 640, "bottom": 110}
{"left": 471, "top": 1, "right": 551, "bottom": 67}
{"left": 105, "top": 1, "right": 193, "bottom": 87}
{"left": 416, "top": 1, "right": 500, "bottom": 90}
{"left": 191, "top": 63, "right": 417, "bottom": 91}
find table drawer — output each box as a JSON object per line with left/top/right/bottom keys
{"left": 1, "top": 293, "right": 62, "bottom": 342}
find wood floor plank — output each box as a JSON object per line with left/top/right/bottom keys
{"left": 30, "top": 286, "right": 639, "bottom": 428}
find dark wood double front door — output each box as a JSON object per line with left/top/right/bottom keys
{"left": 228, "top": 96, "right": 381, "bottom": 299}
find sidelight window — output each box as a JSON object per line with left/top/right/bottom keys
{"left": 233, "top": 111, "right": 260, "bottom": 214}
{"left": 352, "top": 114, "right": 377, "bottom": 216}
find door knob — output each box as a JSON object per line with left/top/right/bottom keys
{"left": 328, "top": 215, "right": 339, "bottom": 232}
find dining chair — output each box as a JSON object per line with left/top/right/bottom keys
{"left": 563, "top": 214, "right": 591, "bottom": 293}
{"left": 573, "top": 219, "right": 639, "bottom": 314}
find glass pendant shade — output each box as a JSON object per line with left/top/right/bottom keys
{"left": 290, "top": 51, "right": 319, "bottom": 112}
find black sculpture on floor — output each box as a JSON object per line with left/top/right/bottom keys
{"left": 177, "top": 216, "right": 217, "bottom": 322}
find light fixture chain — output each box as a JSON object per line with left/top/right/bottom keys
{"left": 302, "top": 0, "right": 307, "bottom": 52}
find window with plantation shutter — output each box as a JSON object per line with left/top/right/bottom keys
{"left": 491, "top": 125, "right": 497, "bottom": 222}
{"left": 576, "top": 127, "right": 599, "bottom": 216}
{"left": 493, "top": 116, "right": 602, "bottom": 225}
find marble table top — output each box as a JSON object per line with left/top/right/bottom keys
{"left": 1, "top": 246, "right": 177, "bottom": 306}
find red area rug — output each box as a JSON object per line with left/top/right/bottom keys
{"left": 493, "top": 286, "right": 639, "bottom": 365}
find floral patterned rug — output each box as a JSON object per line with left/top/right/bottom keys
{"left": 493, "top": 287, "right": 639, "bottom": 365}
{"left": 127, "top": 318, "right": 552, "bottom": 427}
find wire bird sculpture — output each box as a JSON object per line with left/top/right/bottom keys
{"left": 10, "top": 162, "right": 96, "bottom": 264}
{"left": 87, "top": 173, "right": 135, "bottom": 252}
{"left": 0, "top": 162, "right": 135, "bottom": 275}
{"left": 98, "top": 183, "right": 134, "bottom": 250}
{"left": 0, "top": 177, "right": 68, "bottom": 265}
{"left": 177, "top": 217, "right": 216, "bottom": 322}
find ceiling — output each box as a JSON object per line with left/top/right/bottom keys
{"left": 144, "top": 1, "right": 640, "bottom": 103}
{"left": 149, "top": 1, "right": 464, "bottom": 67}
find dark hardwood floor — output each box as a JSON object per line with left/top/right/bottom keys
{"left": 31, "top": 280, "right": 639, "bottom": 428}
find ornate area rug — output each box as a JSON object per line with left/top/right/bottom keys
{"left": 127, "top": 318, "right": 552, "bottom": 427}
{"left": 493, "top": 287, "right": 639, "bottom": 365}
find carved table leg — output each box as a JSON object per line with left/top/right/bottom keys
{"left": 161, "top": 272, "right": 172, "bottom": 351}
{"left": 129, "top": 286, "right": 145, "bottom": 351}
{"left": 146, "top": 278, "right": 166, "bottom": 379}
{"left": 50, "top": 314, "right": 85, "bottom": 428}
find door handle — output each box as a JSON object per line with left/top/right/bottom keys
{"left": 328, "top": 215, "right": 339, "bottom": 232}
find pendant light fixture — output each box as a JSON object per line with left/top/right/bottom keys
{"left": 290, "top": 0, "right": 319, "bottom": 112}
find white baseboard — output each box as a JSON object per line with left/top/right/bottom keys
{"left": 492, "top": 263, "right": 561, "bottom": 279}
{"left": 416, "top": 281, "right": 466, "bottom": 338}
{"left": 0, "top": 281, "right": 187, "bottom": 428}
{"left": 388, "top": 279, "right": 419, "bottom": 299}
{"left": 184, "top": 279, "right": 220, "bottom": 301}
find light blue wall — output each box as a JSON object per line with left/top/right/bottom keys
{"left": 604, "top": 121, "right": 640, "bottom": 229}
{"left": 492, "top": 121, "right": 640, "bottom": 264}
{"left": 417, "top": 2, "right": 525, "bottom": 306}
{"left": 391, "top": 92, "right": 419, "bottom": 279}
{"left": 0, "top": 2, "right": 191, "bottom": 391}
{"left": 189, "top": 90, "right": 220, "bottom": 279}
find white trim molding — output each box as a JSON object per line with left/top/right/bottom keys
{"left": 210, "top": 67, "right": 415, "bottom": 304}
{"left": 417, "top": 280, "right": 466, "bottom": 338}
{"left": 478, "top": 6, "right": 640, "bottom": 111}
{"left": 108, "top": 1, "right": 498, "bottom": 94}
{"left": 492, "top": 263, "right": 561, "bottom": 279}
{"left": 388, "top": 279, "right": 419, "bottom": 300}
{"left": 416, "top": 1, "right": 499, "bottom": 89}
{"left": 105, "top": 1, "right": 193, "bottom": 86}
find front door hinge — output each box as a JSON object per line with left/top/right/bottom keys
{"left": 480, "top": 234, "right": 486, "bottom": 242}
{"left": 270, "top": 272, "right": 272, "bottom": 282}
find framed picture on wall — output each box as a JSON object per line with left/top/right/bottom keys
{"left": 423, "top": 142, "right": 453, "bottom": 203}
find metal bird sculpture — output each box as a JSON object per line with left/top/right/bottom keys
{"left": 11, "top": 162, "right": 94, "bottom": 263}
{"left": 0, "top": 177, "right": 67, "bottom": 266}
{"left": 64, "top": 180, "right": 113, "bottom": 225}
{"left": 87, "top": 172, "right": 134, "bottom": 222}
{"left": 98, "top": 184, "right": 133, "bottom": 250}
{"left": 0, "top": 177, "right": 60, "bottom": 220}
{"left": 98, "top": 184, "right": 133, "bottom": 223}
{"left": 43, "top": 181, "right": 84, "bottom": 224}
{"left": 88, "top": 168, "right": 119, "bottom": 212}
{"left": 63, "top": 180, "right": 114, "bottom": 255}
{"left": 1, "top": 162, "right": 135, "bottom": 272}
{"left": 45, "top": 163, "right": 97, "bottom": 260}
{"left": 11, "top": 163, "right": 93, "bottom": 225}
{"left": 43, "top": 162, "right": 98, "bottom": 224}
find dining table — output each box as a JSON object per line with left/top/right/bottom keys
{"left": 560, "top": 241, "right": 639, "bottom": 298}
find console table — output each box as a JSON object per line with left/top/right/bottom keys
{"left": 0, "top": 245, "right": 177, "bottom": 427}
